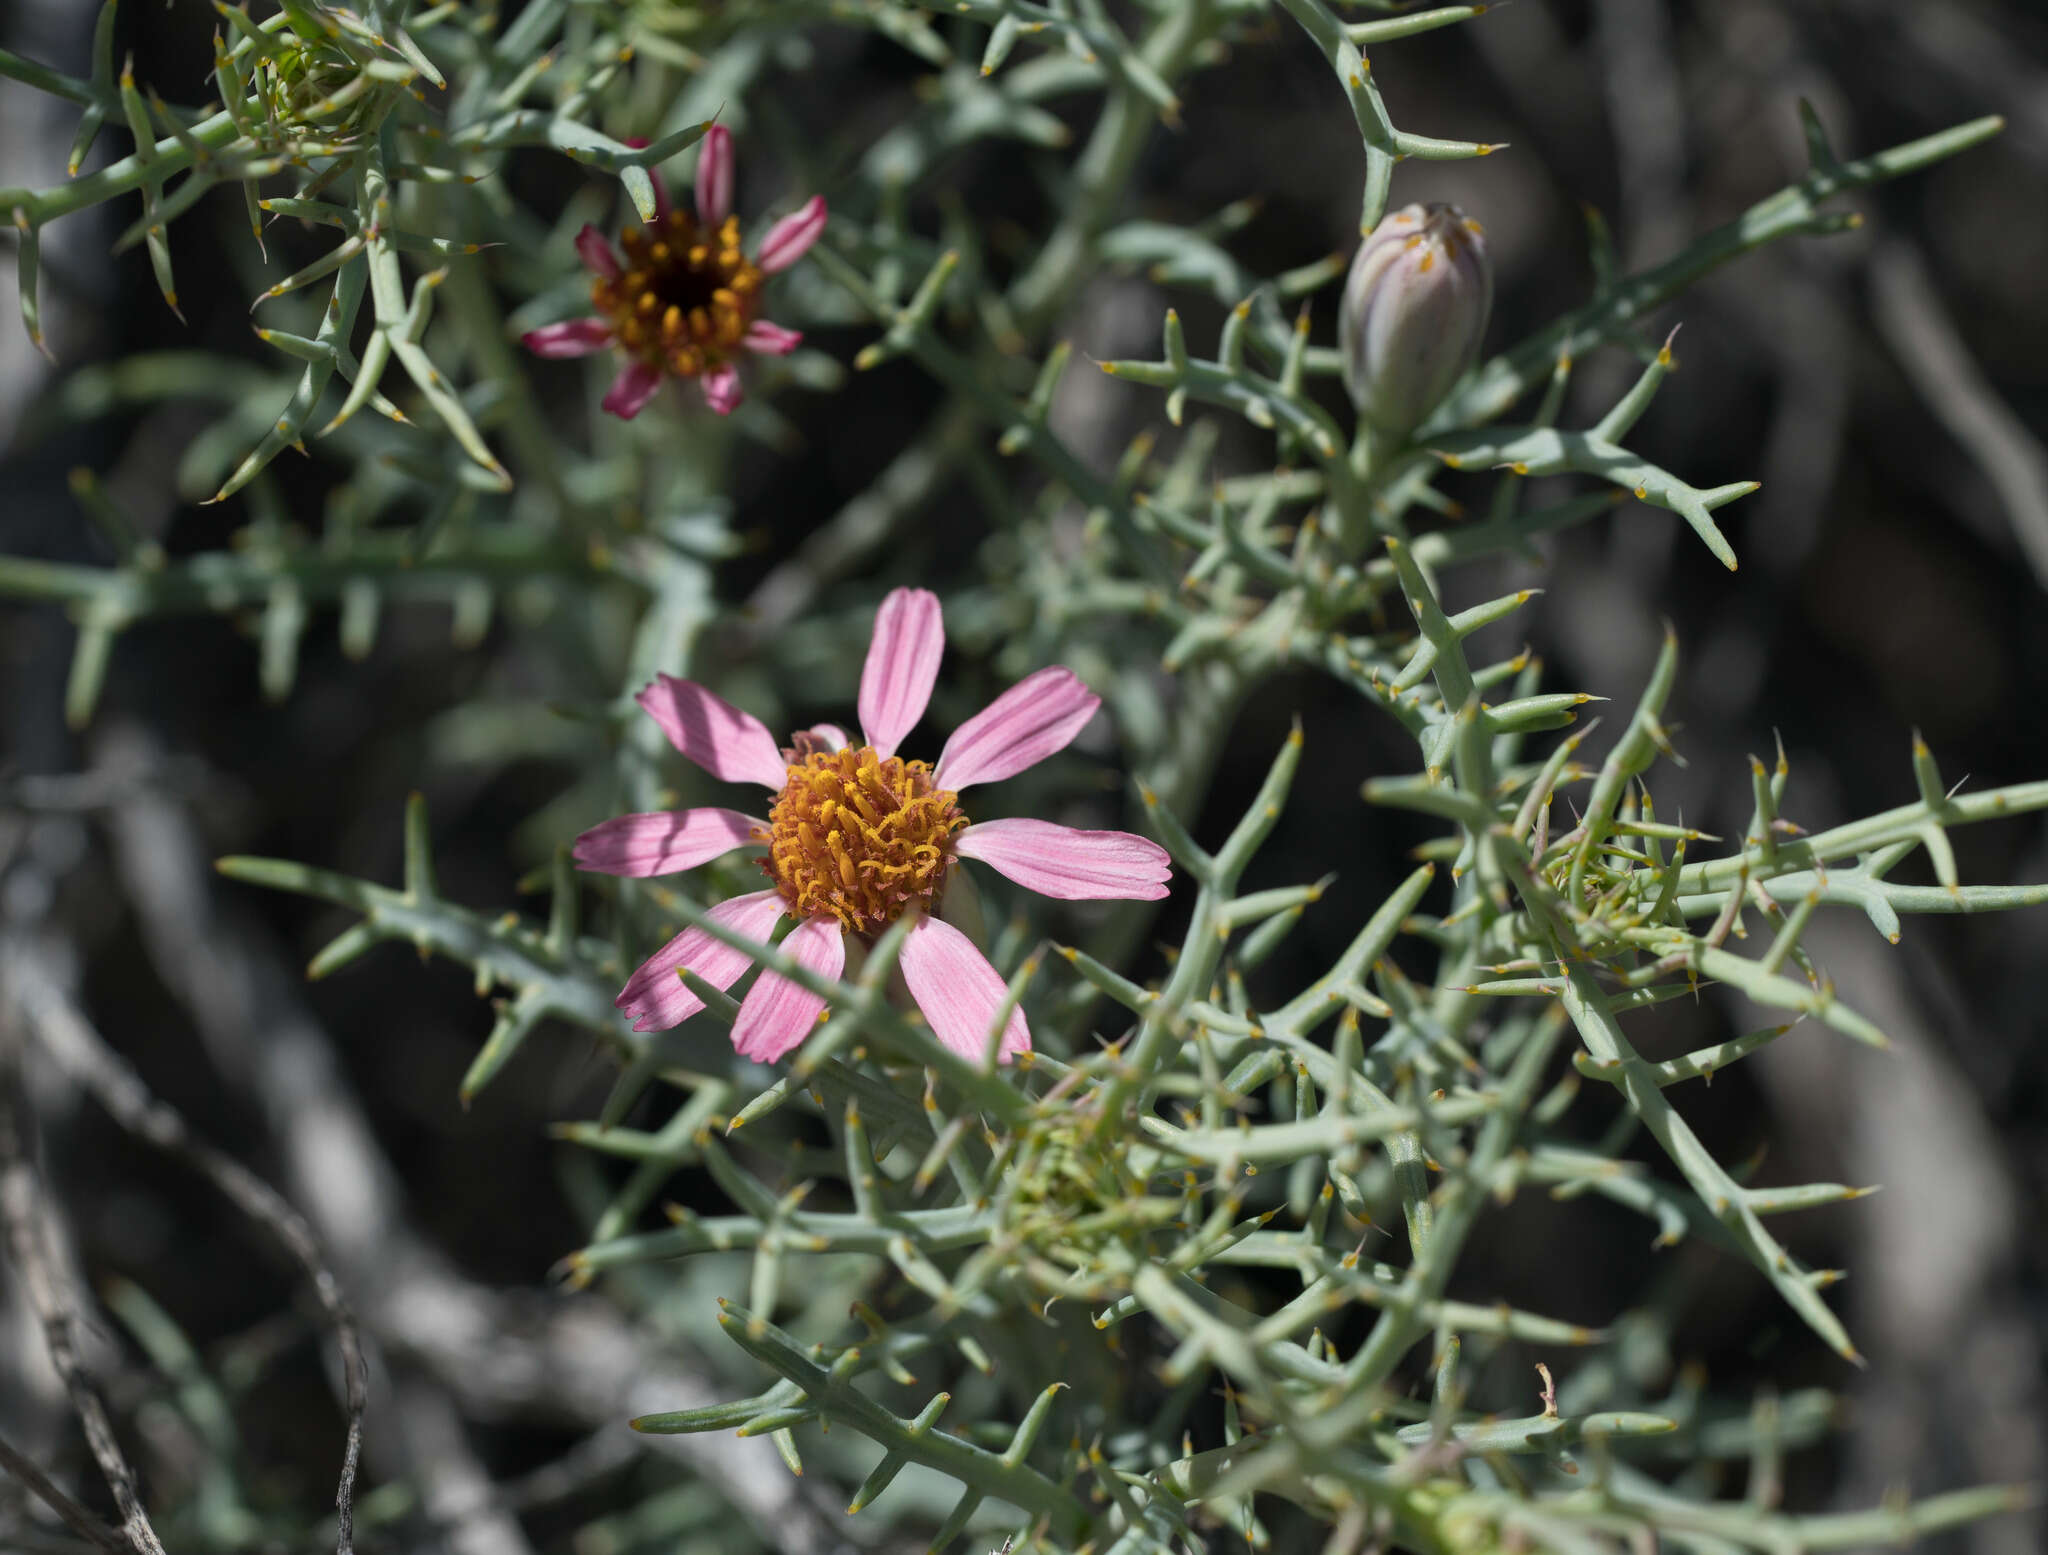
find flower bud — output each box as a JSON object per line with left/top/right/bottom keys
{"left": 1338, "top": 203, "right": 1493, "bottom": 439}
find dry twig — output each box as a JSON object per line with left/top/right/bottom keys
{"left": 0, "top": 1428, "right": 129, "bottom": 1554}
{"left": 0, "top": 1041, "right": 168, "bottom": 1555}
{"left": 2, "top": 943, "right": 369, "bottom": 1555}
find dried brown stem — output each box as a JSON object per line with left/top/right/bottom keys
{"left": 0, "top": 1043, "right": 167, "bottom": 1555}
{"left": 2, "top": 945, "right": 369, "bottom": 1555}
{"left": 0, "top": 1429, "right": 129, "bottom": 1554}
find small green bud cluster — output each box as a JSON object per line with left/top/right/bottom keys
{"left": 250, "top": 29, "right": 384, "bottom": 146}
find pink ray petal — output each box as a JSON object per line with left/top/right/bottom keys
{"left": 858, "top": 587, "right": 944, "bottom": 758}
{"left": 615, "top": 889, "right": 787, "bottom": 1033}
{"left": 635, "top": 675, "right": 790, "bottom": 789}
{"left": 741, "top": 319, "right": 802, "bottom": 356}
{"left": 932, "top": 666, "right": 1100, "bottom": 790}
{"left": 522, "top": 318, "right": 613, "bottom": 358}
{"left": 695, "top": 123, "right": 734, "bottom": 227}
{"left": 730, "top": 913, "right": 845, "bottom": 1063}
{"left": 956, "top": 819, "right": 1170, "bottom": 901}
{"left": 602, "top": 360, "right": 664, "bottom": 420}
{"left": 757, "top": 196, "right": 827, "bottom": 274}
{"left": 574, "top": 224, "right": 621, "bottom": 279}
{"left": 572, "top": 807, "right": 763, "bottom": 878}
{"left": 900, "top": 914, "right": 1030, "bottom": 1063}
{"left": 700, "top": 361, "right": 743, "bottom": 416}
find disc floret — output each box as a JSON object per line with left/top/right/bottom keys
{"left": 596, "top": 210, "right": 763, "bottom": 384}
{"left": 761, "top": 747, "right": 965, "bottom": 933}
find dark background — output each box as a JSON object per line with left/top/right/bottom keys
{"left": 2, "top": 0, "right": 2044, "bottom": 1550}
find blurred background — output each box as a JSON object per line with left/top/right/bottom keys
{"left": 2, "top": 0, "right": 2045, "bottom": 1550}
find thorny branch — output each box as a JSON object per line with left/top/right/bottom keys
{"left": 93, "top": 732, "right": 856, "bottom": 1555}
{"left": 0, "top": 1, "right": 2043, "bottom": 1551}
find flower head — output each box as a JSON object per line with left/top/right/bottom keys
{"left": 1338, "top": 202, "right": 1492, "bottom": 440}
{"left": 521, "top": 125, "right": 826, "bottom": 420}
{"left": 575, "top": 589, "right": 1172, "bottom": 1064}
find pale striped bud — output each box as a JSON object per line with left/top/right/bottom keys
{"left": 1338, "top": 203, "right": 1493, "bottom": 439}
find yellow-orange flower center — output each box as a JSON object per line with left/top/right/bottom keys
{"left": 759, "top": 747, "right": 965, "bottom": 934}
{"left": 594, "top": 210, "right": 762, "bottom": 381}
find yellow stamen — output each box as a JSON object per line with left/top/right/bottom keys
{"left": 589, "top": 202, "right": 768, "bottom": 383}
{"left": 762, "top": 747, "right": 966, "bottom": 933}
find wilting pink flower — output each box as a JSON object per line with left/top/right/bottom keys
{"left": 575, "top": 589, "right": 1172, "bottom": 1064}
{"left": 521, "top": 125, "right": 826, "bottom": 419}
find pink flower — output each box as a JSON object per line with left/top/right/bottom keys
{"left": 520, "top": 125, "right": 826, "bottom": 420}
{"left": 575, "top": 589, "right": 1173, "bottom": 1063}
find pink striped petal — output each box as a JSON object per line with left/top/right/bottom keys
{"left": 731, "top": 913, "right": 845, "bottom": 1063}
{"left": 757, "top": 196, "right": 826, "bottom": 274}
{"left": 522, "top": 318, "right": 613, "bottom": 358}
{"left": 573, "top": 807, "right": 763, "bottom": 878}
{"left": 635, "top": 675, "right": 790, "bottom": 789}
{"left": 695, "top": 124, "right": 734, "bottom": 227}
{"left": 956, "top": 819, "right": 1170, "bottom": 901}
{"left": 700, "top": 361, "right": 743, "bottom": 416}
{"left": 616, "top": 889, "right": 787, "bottom": 1033}
{"left": 858, "top": 588, "right": 944, "bottom": 758}
{"left": 602, "top": 360, "right": 664, "bottom": 420}
{"left": 803, "top": 723, "right": 849, "bottom": 752}
{"left": 742, "top": 319, "right": 802, "bottom": 356}
{"left": 900, "top": 914, "right": 1030, "bottom": 1063}
{"left": 933, "top": 667, "right": 1100, "bottom": 790}
{"left": 574, "top": 224, "right": 620, "bottom": 279}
